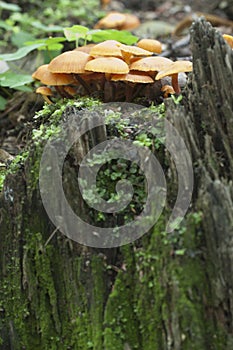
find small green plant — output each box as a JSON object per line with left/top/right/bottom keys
{"left": 32, "top": 124, "right": 61, "bottom": 145}
{"left": 0, "top": 164, "right": 6, "bottom": 191}
{"left": 8, "top": 151, "right": 29, "bottom": 174}
{"left": 171, "top": 94, "right": 183, "bottom": 105}
{"left": 64, "top": 24, "right": 138, "bottom": 46}
{"left": 0, "top": 151, "right": 29, "bottom": 192}
{"left": 133, "top": 133, "right": 153, "bottom": 147}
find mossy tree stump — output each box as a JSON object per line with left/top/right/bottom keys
{"left": 0, "top": 19, "right": 233, "bottom": 350}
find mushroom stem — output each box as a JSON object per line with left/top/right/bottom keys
{"left": 132, "top": 83, "right": 145, "bottom": 100}
{"left": 171, "top": 73, "right": 180, "bottom": 94}
{"left": 55, "top": 86, "right": 67, "bottom": 98}
{"left": 43, "top": 96, "right": 53, "bottom": 104}
{"left": 73, "top": 74, "right": 91, "bottom": 94}
{"left": 125, "top": 83, "right": 133, "bottom": 102}
{"left": 104, "top": 80, "right": 114, "bottom": 102}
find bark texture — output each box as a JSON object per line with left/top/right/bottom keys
{"left": 0, "top": 19, "right": 233, "bottom": 350}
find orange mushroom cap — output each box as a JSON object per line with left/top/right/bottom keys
{"left": 94, "top": 12, "right": 126, "bottom": 29}
{"left": 36, "top": 86, "right": 53, "bottom": 95}
{"left": 161, "top": 85, "right": 175, "bottom": 98}
{"left": 111, "top": 71, "right": 154, "bottom": 83}
{"left": 89, "top": 40, "right": 122, "bottom": 58}
{"left": 36, "top": 86, "right": 53, "bottom": 103}
{"left": 130, "top": 56, "right": 173, "bottom": 72}
{"left": 119, "top": 14, "right": 141, "bottom": 30}
{"left": 156, "top": 60, "right": 192, "bottom": 94}
{"left": 155, "top": 60, "right": 193, "bottom": 80}
{"left": 137, "top": 38, "right": 162, "bottom": 54}
{"left": 222, "top": 34, "right": 233, "bottom": 49}
{"left": 118, "top": 43, "right": 153, "bottom": 57}
{"left": 117, "top": 43, "right": 153, "bottom": 65}
{"left": 48, "top": 51, "right": 92, "bottom": 74}
{"left": 85, "top": 57, "right": 129, "bottom": 74}
{"left": 32, "top": 64, "right": 75, "bottom": 85}
{"left": 74, "top": 43, "right": 96, "bottom": 54}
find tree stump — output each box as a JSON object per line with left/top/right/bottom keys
{"left": 0, "top": 19, "right": 233, "bottom": 350}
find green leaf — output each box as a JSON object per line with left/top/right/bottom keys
{"left": 45, "top": 43, "right": 64, "bottom": 51}
{"left": 175, "top": 249, "right": 186, "bottom": 256}
{"left": 0, "top": 43, "right": 45, "bottom": 61}
{"left": 31, "top": 21, "right": 63, "bottom": 33}
{"left": 0, "top": 71, "right": 33, "bottom": 88}
{"left": 25, "top": 37, "right": 66, "bottom": 51}
{"left": 89, "top": 29, "right": 138, "bottom": 44}
{"left": 14, "top": 85, "right": 33, "bottom": 92}
{"left": 11, "top": 31, "right": 36, "bottom": 48}
{"left": 0, "top": 95, "right": 7, "bottom": 111}
{"left": 64, "top": 25, "right": 89, "bottom": 41}
{"left": 0, "top": 1, "right": 21, "bottom": 11}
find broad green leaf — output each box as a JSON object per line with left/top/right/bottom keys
{"left": 14, "top": 85, "right": 33, "bottom": 92}
{"left": 31, "top": 21, "right": 63, "bottom": 33}
{"left": 25, "top": 37, "right": 66, "bottom": 51}
{"left": 64, "top": 25, "right": 89, "bottom": 41}
{"left": 11, "top": 31, "right": 36, "bottom": 48}
{"left": 0, "top": 43, "right": 44, "bottom": 61}
{"left": 89, "top": 29, "right": 138, "bottom": 44}
{"left": 0, "top": 1, "right": 21, "bottom": 12}
{"left": 44, "top": 43, "right": 64, "bottom": 51}
{"left": 0, "top": 95, "right": 7, "bottom": 111}
{"left": 0, "top": 71, "right": 33, "bottom": 88}
{"left": 25, "top": 37, "right": 66, "bottom": 45}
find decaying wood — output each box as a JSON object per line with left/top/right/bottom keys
{"left": 166, "top": 18, "right": 233, "bottom": 343}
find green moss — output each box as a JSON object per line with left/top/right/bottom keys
{"left": 0, "top": 164, "right": 6, "bottom": 191}
{"left": 103, "top": 245, "right": 141, "bottom": 350}
{"left": 90, "top": 255, "right": 106, "bottom": 349}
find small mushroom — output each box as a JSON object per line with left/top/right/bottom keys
{"left": 85, "top": 56, "right": 129, "bottom": 76}
{"left": 222, "top": 34, "right": 233, "bottom": 49}
{"left": 32, "top": 64, "right": 75, "bottom": 98}
{"left": 32, "top": 64, "right": 75, "bottom": 85}
{"left": 89, "top": 40, "right": 122, "bottom": 58}
{"left": 111, "top": 71, "right": 154, "bottom": 84}
{"left": 155, "top": 60, "right": 192, "bottom": 94}
{"left": 94, "top": 12, "right": 126, "bottom": 29}
{"left": 117, "top": 43, "right": 152, "bottom": 64}
{"left": 85, "top": 56, "right": 129, "bottom": 101}
{"left": 119, "top": 14, "right": 140, "bottom": 30}
{"left": 36, "top": 86, "right": 53, "bottom": 104}
{"left": 161, "top": 85, "right": 175, "bottom": 98}
{"left": 130, "top": 56, "right": 173, "bottom": 79}
{"left": 136, "top": 38, "right": 162, "bottom": 54}
{"left": 48, "top": 50, "right": 93, "bottom": 94}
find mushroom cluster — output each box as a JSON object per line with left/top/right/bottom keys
{"left": 32, "top": 39, "right": 192, "bottom": 104}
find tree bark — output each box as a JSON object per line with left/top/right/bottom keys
{"left": 0, "top": 19, "right": 233, "bottom": 350}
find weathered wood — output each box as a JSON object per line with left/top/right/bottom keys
{"left": 165, "top": 18, "right": 233, "bottom": 347}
